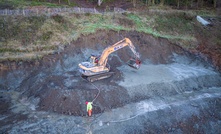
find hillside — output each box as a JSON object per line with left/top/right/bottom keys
{"left": 0, "top": 7, "right": 221, "bottom": 71}
{"left": 0, "top": 1, "right": 221, "bottom": 133}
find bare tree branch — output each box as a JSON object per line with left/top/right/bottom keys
{"left": 214, "top": 0, "right": 217, "bottom": 8}
{"left": 98, "top": 0, "right": 103, "bottom": 6}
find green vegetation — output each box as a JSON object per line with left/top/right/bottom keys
{"left": 155, "top": 14, "right": 193, "bottom": 33}
{"left": 126, "top": 13, "right": 145, "bottom": 29}
{"left": 125, "top": 13, "right": 195, "bottom": 41}
{"left": 0, "top": 0, "right": 218, "bottom": 10}
{"left": 0, "top": 9, "right": 216, "bottom": 61}
{"left": 0, "top": 0, "right": 70, "bottom": 9}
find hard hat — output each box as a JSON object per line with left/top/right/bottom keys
{"left": 85, "top": 101, "right": 88, "bottom": 104}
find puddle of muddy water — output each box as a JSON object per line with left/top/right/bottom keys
{"left": 118, "top": 62, "right": 218, "bottom": 87}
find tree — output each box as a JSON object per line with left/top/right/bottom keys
{"left": 185, "top": 0, "right": 189, "bottom": 9}
{"left": 190, "top": 0, "right": 194, "bottom": 8}
{"left": 214, "top": 0, "right": 217, "bottom": 8}
{"left": 145, "top": 0, "right": 148, "bottom": 6}
{"left": 177, "top": 0, "right": 180, "bottom": 8}
{"left": 160, "top": 0, "right": 165, "bottom": 6}
{"left": 147, "top": 0, "right": 155, "bottom": 6}
{"left": 132, "top": 0, "right": 136, "bottom": 7}
{"left": 152, "top": 0, "right": 155, "bottom": 5}
{"left": 197, "top": 0, "right": 204, "bottom": 8}
{"left": 148, "top": 0, "right": 151, "bottom": 6}
{"left": 98, "top": 0, "right": 103, "bottom": 6}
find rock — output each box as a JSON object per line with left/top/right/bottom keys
{"left": 99, "top": 120, "right": 103, "bottom": 126}
{"left": 190, "top": 103, "right": 199, "bottom": 107}
{"left": 196, "top": 16, "right": 211, "bottom": 26}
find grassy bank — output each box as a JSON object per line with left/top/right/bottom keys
{"left": 0, "top": 0, "right": 74, "bottom": 9}
{"left": 0, "top": 9, "right": 218, "bottom": 61}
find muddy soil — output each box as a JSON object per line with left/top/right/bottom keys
{"left": 2, "top": 30, "right": 198, "bottom": 116}
{"left": 0, "top": 30, "right": 221, "bottom": 133}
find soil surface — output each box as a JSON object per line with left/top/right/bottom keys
{"left": 0, "top": 30, "right": 221, "bottom": 133}
{"left": 194, "top": 16, "right": 221, "bottom": 72}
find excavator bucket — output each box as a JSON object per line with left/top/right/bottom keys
{"left": 127, "top": 58, "right": 141, "bottom": 69}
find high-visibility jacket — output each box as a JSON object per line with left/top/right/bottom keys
{"left": 87, "top": 102, "right": 93, "bottom": 112}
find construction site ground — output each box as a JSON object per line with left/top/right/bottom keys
{"left": 0, "top": 30, "right": 221, "bottom": 133}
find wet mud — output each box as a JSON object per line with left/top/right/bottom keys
{"left": 0, "top": 30, "right": 221, "bottom": 133}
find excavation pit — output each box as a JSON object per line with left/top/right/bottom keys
{"left": 1, "top": 30, "right": 220, "bottom": 117}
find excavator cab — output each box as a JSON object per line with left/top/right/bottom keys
{"left": 89, "top": 55, "right": 99, "bottom": 66}
{"left": 127, "top": 58, "right": 141, "bottom": 69}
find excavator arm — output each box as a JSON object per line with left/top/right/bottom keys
{"left": 98, "top": 38, "right": 140, "bottom": 67}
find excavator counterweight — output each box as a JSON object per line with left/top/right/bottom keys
{"left": 78, "top": 38, "right": 141, "bottom": 82}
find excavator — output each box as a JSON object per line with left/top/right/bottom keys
{"left": 78, "top": 38, "right": 141, "bottom": 82}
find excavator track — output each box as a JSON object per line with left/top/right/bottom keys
{"left": 82, "top": 72, "right": 115, "bottom": 82}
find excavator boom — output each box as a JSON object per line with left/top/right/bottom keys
{"left": 98, "top": 38, "right": 140, "bottom": 67}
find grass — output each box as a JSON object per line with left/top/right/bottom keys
{"left": 126, "top": 13, "right": 145, "bottom": 28}
{"left": 0, "top": 9, "right": 213, "bottom": 61}
{"left": 0, "top": 0, "right": 71, "bottom": 9}
{"left": 125, "top": 13, "right": 195, "bottom": 41}
{"left": 67, "top": 13, "right": 129, "bottom": 36}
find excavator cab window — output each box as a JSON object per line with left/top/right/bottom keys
{"left": 90, "top": 56, "right": 95, "bottom": 64}
{"left": 90, "top": 55, "right": 99, "bottom": 65}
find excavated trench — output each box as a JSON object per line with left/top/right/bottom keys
{"left": 0, "top": 30, "right": 221, "bottom": 133}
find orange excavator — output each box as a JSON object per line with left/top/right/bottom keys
{"left": 78, "top": 38, "right": 141, "bottom": 82}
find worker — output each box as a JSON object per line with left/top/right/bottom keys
{"left": 86, "top": 101, "right": 93, "bottom": 117}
